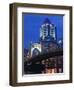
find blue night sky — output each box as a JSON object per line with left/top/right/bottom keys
{"left": 23, "top": 13, "right": 63, "bottom": 49}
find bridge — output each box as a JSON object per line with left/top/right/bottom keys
{"left": 24, "top": 48, "right": 63, "bottom": 64}
{"left": 24, "top": 48, "right": 63, "bottom": 74}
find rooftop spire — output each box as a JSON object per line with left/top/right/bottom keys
{"left": 43, "top": 18, "right": 51, "bottom": 24}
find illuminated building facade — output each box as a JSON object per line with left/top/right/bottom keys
{"left": 40, "top": 18, "right": 56, "bottom": 41}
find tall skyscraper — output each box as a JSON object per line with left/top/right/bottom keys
{"left": 40, "top": 18, "right": 57, "bottom": 41}
{"left": 40, "top": 18, "right": 57, "bottom": 53}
